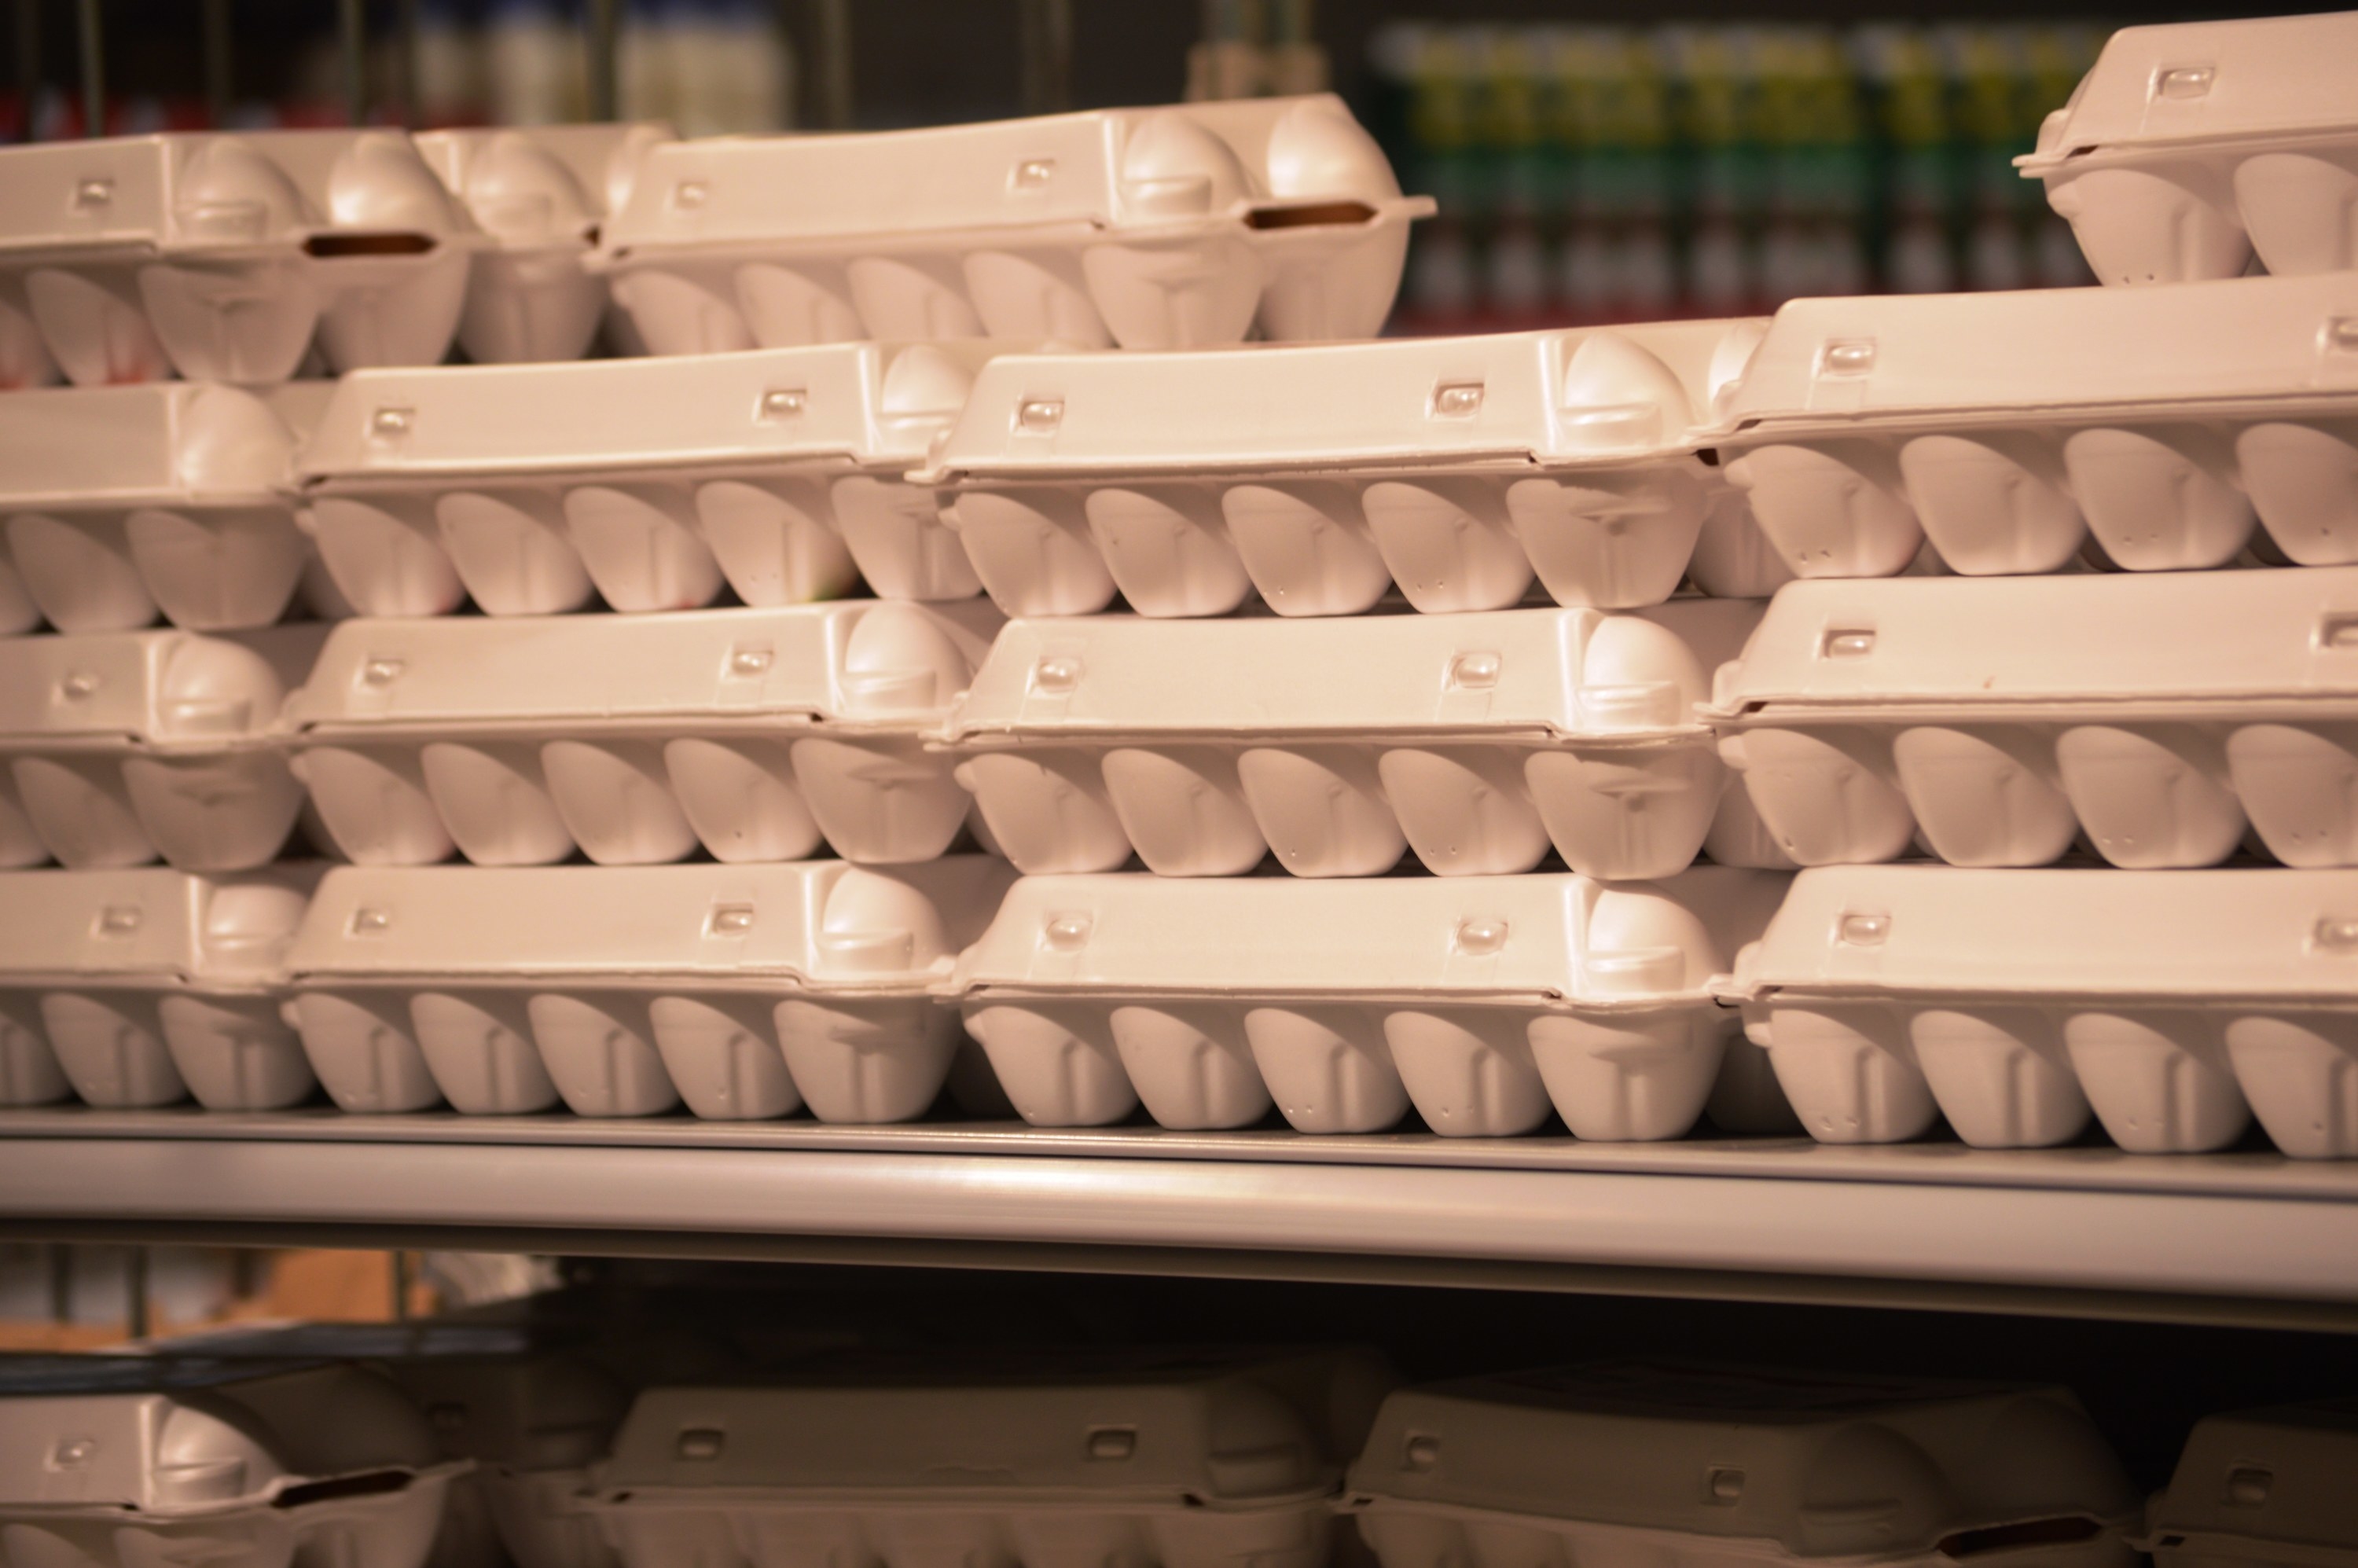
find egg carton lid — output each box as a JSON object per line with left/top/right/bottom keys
{"left": 1727, "top": 865, "right": 2358, "bottom": 1008}
{"left": 953, "top": 868, "right": 1785, "bottom": 1012}
{"left": 0, "top": 382, "right": 332, "bottom": 513}
{"left": 1706, "top": 570, "right": 2358, "bottom": 720}
{"left": 944, "top": 601, "right": 1761, "bottom": 747}
{"left": 0, "top": 865, "right": 321, "bottom": 991}
{"left": 594, "top": 1349, "right": 1348, "bottom": 1508}
{"left": 0, "top": 128, "right": 482, "bottom": 260}
{"left": 411, "top": 122, "right": 674, "bottom": 243}
{"left": 2017, "top": 13, "right": 2358, "bottom": 172}
{"left": 600, "top": 95, "right": 1427, "bottom": 258}
{"left": 149, "top": 1322, "right": 629, "bottom": 1474}
{"left": 285, "top": 859, "right": 1019, "bottom": 993}
{"left": 1346, "top": 1361, "right": 2136, "bottom": 1559}
{"left": 0, "top": 625, "right": 329, "bottom": 751}
{"left": 920, "top": 321, "right": 1761, "bottom": 484}
{"left": 0, "top": 1355, "right": 450, "bottom": 1516}
{"left": 280, "top": 601, "right": 1003, "bottom": 740}
{"left": 1711, "top": 275, "right": 2358, "bottom": 437}
{"left": 298, "top": 343, "right": 1011, "bottom": 488}
{"left": 2141, "top": 1398, "right": 2358, "bottom": 1562}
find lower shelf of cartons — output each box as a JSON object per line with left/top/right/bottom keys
{"left": 1, "top": 1110, "right": 2354, "bottom": 1330}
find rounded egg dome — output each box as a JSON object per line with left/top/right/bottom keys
{"left": 822, "top": 866, "right": 953, "bottom": 973}
{"left": 1264, "top": 97, "right": 1401, "bottom": 202}
{"left": 326, "top": 131, "right": 465, "bottom": 234}
{"left": 880, "top": 344, "right": 976, "bottom": 423}
{"left": 176, "top": 385, "right": 298, "bottom": 497}
{"left": 462, "top": 131, "right": 595, "bottom": 244}
{"left": 839, "top": 603, "right": 975, "bottom": 716}
{"left": 172, "top": 138, "right": 314, "bottom": 243}
{"left": 1118, "top": 110, "right": 1256, "bottom": 218}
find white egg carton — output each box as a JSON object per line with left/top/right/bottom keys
{"left": 1728, "top": 864, "right": 2358, "bottom": 1157}
{"left": 2142, "top": 1399, "right": 2358, "bottom": 1568}
{"left": 949, "top": 866, "right": 1790, "bottom": 1137}
{"left": 160, "top": 1323, "right": 633, "bottom": 1568}
{"left": 0, "top": 624, "right": 324, "bottom": 872}
{"left": 0, "top": 1356, "right": 463, "bottom": 1568}
{"left": 292, "top": 343, "right": 1010, "bottom": 619}
{"left": 586, "top": 1352, "right": 1357, "bottom": 1568}
{"left": 1708, "top": 568, "right": 2358, "bottom": 872}
{"left": 0, "top": 128, "right": 487, "bottom": 387}
{"left": 280, "top": 601, "right": 1001, "bottom": 868}
{"left": 1346, "top": 1361, "right": 2137, "bottom": 1568}
{"left": 916, "top": 321, "right": 1789, "bottom": 620}
{"left": 282, "top": 857, "right": 1016, "bottom": 1119}
{"left": 0, "top": 380, "right": 334, "bottom": 636}
{"left": 1709, "top": 274, "right": 2358, "bottom": 582}
{"left": 939, "top": 601, "right": 1780, "bottom": 882}
{"left": 412, "top": 123, "right": 673, "bottom": 365}
{"left": 2018, "top": 13, "right": 2358, "bottom": 285}
{"left": 596, "top": 95, "right": 1432, "bottom": 357}
{"left": 0, "top": 863, "right": 319, "bottom": 1111}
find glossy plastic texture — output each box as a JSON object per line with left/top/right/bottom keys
{"left": 0, "top": 864, "right": 318, "bottom": 1111}
{"left": 295, "top": 343, "right": 1006, "bottom": 618}
{"left": 413, "top": 123, "right": 672, "bottom": 365}
{"left": 941, "top": 601, "right": 1781, "bottom": 880}
{"left": 2019, "top": 13, "right": 2358, "bottom": 285}
{"left": 0, "top": 1357, "right": 460, "bottom": 1568}
{"left": 280, "top": 601, "right": 1001, "bottom": 868}
{"left": 1712, "top": 276, "right": 2358, "bottom": 579}
{"left": 0, "top": 128, "right": 484, "bottom": 386}
{"left": 1710, "top": 569, "right": 2358, "bottom": 871}
{"left": 1349, "top": 1361, "right": 2138, "bottom": 1568}
{"left": 0, "top": 624, "right": 323, "bottom": 872}
{"left": 920, "top": 321, "right": 1787, "bottom": 619}
{"left": 0, "top": 381, "right": 331, "bottom": 634}
{"left": 1730, "top": 865, "right": 2358, "bottom": 1156}
{"left": 597, "top": 96, "right": 1432, "bottom": 354}
{"left": 952, "top": 868, "right": 1791, "bottom": 1137}
{"left": 283, "top": 857, "right": 1016, "bottom": 1118}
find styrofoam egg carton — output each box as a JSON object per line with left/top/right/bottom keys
{"left": 1347, "top": 1360, "right": 2138, "bottom": 1568}
{"left": 293, "top": 343, "right": 1013, "bottom": 619}
{"left": 1709, "top": 276, "right": 2358, "bottom": 580}
{"left": 2140, "top": 1398, "right": 2358, "bottom": 1568}
{"left": 940, "top": 600, "right": 1783, "bottom": 881}
{"left": 0, "top": 128, "right": 485, "bottom": 387}
{"left": 0, "top": 863, "right": 318, "bottom": 1111}
{"left": 915, "top": 321, "right": 1788, "bottom": 619}
{"left": 1707, "top": 568, "right": 2358, "bottom": 871}
{"left": 586, "top": 1350, "right": 1365, "bottom": 1568}
{"left": 596, "top": 94, "right": 1433, "bottom": 357}
{"left": 283, "top": 857, "right": 1016, "bottom": 1118}
{"left": 0, "top": 380, "right": 335, "bottom": 635}
{"left": 1726, "top": 863, "right": 2358, "bottom": 1155}
{"left": 2018, "top": 13, "right": 2358, "bottom": 285}
{"left": 154, "top": 1323, "right": 632, "bottom": 1568}
{"left": 413, "top": 123, "right": 673, "bottom": 365}
{"left": 0, "top": 1355, "right": 465, "bottom": 1568}
{"left": 0, "top": 624, "right": 325, "bottom": 872}
{"left": 950, "top": 866, "right": 1790, "bottom": 1137}
{"left": 281, "top": 602, "right": 999, "bottom": 868}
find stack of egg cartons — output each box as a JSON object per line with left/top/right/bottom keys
{"left": 922, "top": 317, "right": 1804, "bottom": 1139}
{"left": 0, "top": 122, "right": 668, "bottom": 1118}
{"left": 1706, "top": 10, "right": 2358, "bottom": 1159}
{"left": 259, "top": 94, "right": 1437, "bottom": 1128}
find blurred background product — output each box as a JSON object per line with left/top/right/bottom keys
{"left": 1368, "top": 20, "right": 2102, "bottom": 331}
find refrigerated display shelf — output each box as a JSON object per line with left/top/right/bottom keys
{"left": 0, "top": 1110, "right": 2353, "bottom": 1329}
